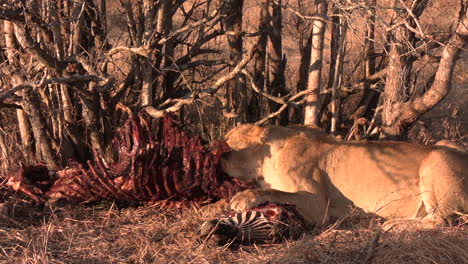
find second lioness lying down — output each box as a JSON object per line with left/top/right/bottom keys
{"left": 220, "top": 124, "right": 468, "bottom": 228}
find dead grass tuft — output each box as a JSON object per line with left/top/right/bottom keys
{"left": 273, "top": 226, "right": 468, "bottom": 264}
{"left": 408, "top": 102, "right": 467, "bottom": 146}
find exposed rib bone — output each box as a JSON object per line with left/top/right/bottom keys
{"left": 5, "top": 115, "right": 253, "bottom": 206}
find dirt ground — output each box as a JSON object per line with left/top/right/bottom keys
{"left": 0, "top": 195, "right": 467, "bottom": 264}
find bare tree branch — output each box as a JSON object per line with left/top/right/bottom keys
{"left": 107, "top": 8, "right": 223, "bottom": 57}
{"left": 156, "top": 8, "right": 222, "bottom": 46}
{"left": 205, "top": 46, "right": 257, "bottom": 95}
{"left": 272, "top": 0, "right": 331, "bottom": 23}
{"left": 143, "top": 46, "right": 257, "bottom": 119}
{"left": 0, "top": 75, "right": 108, "bottom": 103}
{"left": 255, "top": 89, "right": 315, "bottom": 125}
{"left": 241, "top": 69, "right": 287, "bottom": 105}
{"left": 12, "top": 23, "right": 65, "bottom": 73}
{"left": 402, "top": 9, "right": 467, "bottom": 122}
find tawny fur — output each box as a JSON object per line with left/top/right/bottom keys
{"left": 221, "top": 124, "right": 468, "bottom": 227}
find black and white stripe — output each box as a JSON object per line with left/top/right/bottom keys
{"left": 199, "top": 211, "right": 274, "bottom": 245}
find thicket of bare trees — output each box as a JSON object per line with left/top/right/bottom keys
{"left": 0, "top": 0, "right": 466, "bottom": 170}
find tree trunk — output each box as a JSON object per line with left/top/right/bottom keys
{"left": 47, "top": 1, "right": 82, "bottom": 161}
{"left": 140, "top": 0, "right": 157, "bottom": 107}
{"left": 304, "top": 0, "right": 326, "bottom": 126}
{"left": 267, "top": 0, "right": 287, "bottom": 125}
{"left": 381, "top": 0, "right": 428, "bottom": 139}
{"left": 60, "top": 84, "right": 87, "bottom": 161}
{"left": 330, "top": 16, "right": 347, "bottom": 135}
{"left": 22, "top": 87, "right": 60, "bottom": 169}
{"left": 248, "top": 0, "right": 269, "bottom": 122}
{"left": 157, "top": 0, "right": 176, "bottom": 100}
{"left": 356, "top": 0, "right": 379, "bottom": 120}
{"left": 99, "top": 0, "right": 107, "bottom": 45}
{"left": 78, "top": 2, "right": 108, "bottom": 158}
{"left": 70, "top": 1, "right": 85, "bottom": 55}
{"left": 292, "top": 22, "right": 312, "bottom": 123}
{"left": 326, "top": 7, "right": 340, "bottom": 91}
{"left": 223, "top": 0, "right": 246, "bottom": 120}
{"left": 381, "top": 40, "right": 413, "bottom": 138}
{"left": 381, "top": 0, "right": 466, "bottom": 139}
{"left": 320, "top": 5, "right": 340, "bottom": 128}
{"left": 16, "top": 109, "right": 36, "bottom": 164}
{"left": 364, "top": 0, "right": 376, "bottom": 79}
{"left": 346, "top": 0, "right": 379, "bottom": 128}
{"left": 3, "top": 20, "right": 35, "bottom": 164}
{"left": 81, "top": 94, "right": 105, "bottom": 158}
{"left": 48, "top": 0, "right": 65, "bottom": 60}
{"left": 0, "top": 128, "right": 9, "bottom": 171}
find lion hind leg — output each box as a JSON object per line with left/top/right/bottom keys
{"left": 419, "top": 149, "right": 468, "bottom": 225}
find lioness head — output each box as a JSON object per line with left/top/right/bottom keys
{"left": 221, "top": 125, "right": 272, "bottom": 182}
{"left": 220, "top": 146, "right": 267, "bottom": 182}
{"left": 225, "top": 124, "right": 267, "bottom": 150}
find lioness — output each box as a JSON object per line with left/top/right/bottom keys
{"left": 220, "top": 124, "right": 468, "bottom": 228}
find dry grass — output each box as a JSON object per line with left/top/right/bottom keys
{"left": 0, "top": 200, "right": 281, "bottom": 264}
{"left": 273, "top": 227, "right": 468, "bottom": 264}
{"left": 0, "top": 195, "right": 466, "bottom": 264}
{"left": 408, "top": 102, "right": 467, "bottom": 146}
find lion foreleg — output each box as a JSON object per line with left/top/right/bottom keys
{"left": 229, "top": 189, "right": 329, "bottom": 226}
{"left": 381, "top": 217, "right": 445, "bottom": 231}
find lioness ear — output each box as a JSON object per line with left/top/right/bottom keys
{"left": 225, "top": 124, "right": 268, "bottom": 150}
{"left": 244, "top": 125, "right": 268, "bottom": 144}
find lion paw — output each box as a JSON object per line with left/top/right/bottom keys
{"left": 200, "top": 199, "right": 229, "bottom": 217}
{"left": 229, "top": 190, "right": 269, "bottom": 212}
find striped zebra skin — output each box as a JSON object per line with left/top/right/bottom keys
{"left": 199, "top": 210, "right": 275, "bottom": 245}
